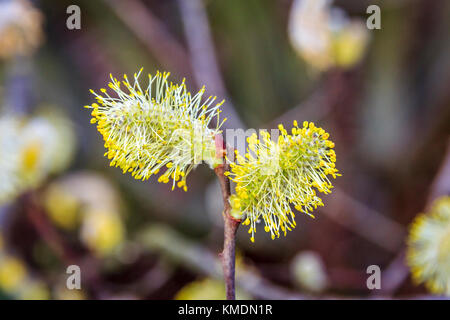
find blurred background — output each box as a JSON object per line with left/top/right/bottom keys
{"left": 0, "top": 0, "right": 449, "bottom": 299}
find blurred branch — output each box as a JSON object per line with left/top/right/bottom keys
{"left": 134, "top": 261, "right": 173, "bottom": 296}
{"left": 5, "top": 57, "right": 34, "bottom": 114}
{"left": 23, "top": 193, "right": 76, "bottom": 264}
{"left": 271, "top": 84, "right": 330, "bottom": 127}
{"left": 426, "top": 138, "right": 450, "bottom": 205}
{"left": 177, "top": 0, "right": 245, "bottom": 130}
{"left": 106, "top": 258, "right": 173, "bottom": 298}
{"left": 67, "top": 31, "right": 123, "bottom": 87}
{"left": 0, "top": 204, "right": 14, "bottom": 232}
{"left": 273, "top": 69, "right": 363, "bottom": 139}
{"left": 323, "top": 188, "right": 406, "bottom": 253}
{"left": 104, "top": 0, "right": 193, "bottom": 78}
{"left": 372, "top": 250, "right": 408, "bottom": 297}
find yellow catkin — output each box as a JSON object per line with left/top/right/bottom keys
{"left": 85, "top": 70, "right": 225, "bottom": 191}
{"left": 407, "top": 196, "right": 450, "bottom": 296}
{"left": 227, "top": 121, "right": 340, "bottom": 242}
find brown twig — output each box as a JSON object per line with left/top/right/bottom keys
{"left": 214, "top": 134, "right": 241, "bottom": 300}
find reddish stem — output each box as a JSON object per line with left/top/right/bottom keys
{"left": 214, "top": 135, "right": 241, "bottom": 300}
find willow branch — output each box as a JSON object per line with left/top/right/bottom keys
{"left": 214, "top": 134, "right": 241, "bottom": 300}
